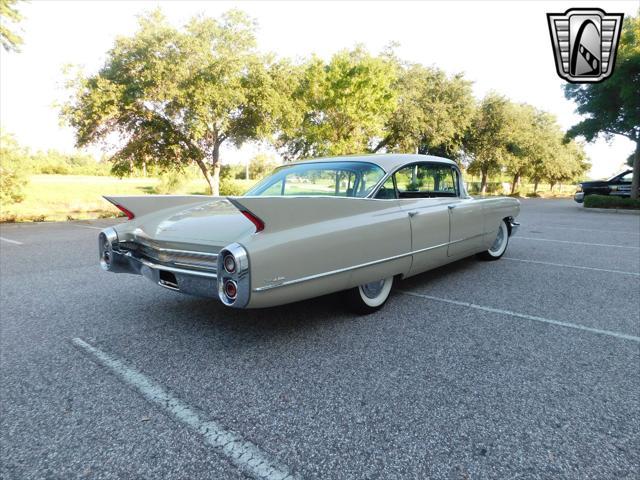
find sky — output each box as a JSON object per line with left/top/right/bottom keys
{"left": 0, "top": 0, "right": 637, "bottom": 179}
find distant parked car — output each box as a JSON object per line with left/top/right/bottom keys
{"left": 574, "top": 170, "right": 634, "bottom": 203}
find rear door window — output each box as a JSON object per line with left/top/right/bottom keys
{"left": 394, "top": 163, "right": 459, "bottom": 198}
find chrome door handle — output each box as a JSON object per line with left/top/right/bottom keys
{"left": 408, "top": 211, "right": 418, "bottom": 217}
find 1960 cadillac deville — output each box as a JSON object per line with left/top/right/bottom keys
{"left": 99, "top": 154, "right": 520, "bottom": 313}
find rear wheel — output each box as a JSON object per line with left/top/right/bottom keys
{"left": 477, "top": 220, "right": 509, "bottom": 261}
{"left": 344, "top": 276, "right": 394, "bottom": 314}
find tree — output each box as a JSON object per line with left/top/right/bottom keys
{"left": 248, "top": 153, "right": 279, "bottom": 180}
{"left": 0, "top": 133, "right": 27, "bottom": 204}
{"left": 564, "top": 12, "right": 640, "bottom": 199}
{"left": 62, "top": 10, "right": 293, "bottom": 195}
{"left": 547, "top": 140, "right": 589, "bottom": 190}
{"left": 0, "top": 0, "right": 23, "bottom": 52}
{"left": 463, "top": 93, "right": 512, "bottom": 194}
{"left": 275, "top": 47, "right": 398, "bottom": 160}
{"left": 374, "top": 64, "right": 475, "bottom": 158}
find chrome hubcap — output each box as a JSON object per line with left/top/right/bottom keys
{"left": 361, "top": 279, "right": 385, "bottom": 299}
{"left": 490, "top": 226, "right": 505, "bottom": 253}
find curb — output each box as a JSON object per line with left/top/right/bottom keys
{"left": 583, "top": 207, "right": 640, "bottom": 215}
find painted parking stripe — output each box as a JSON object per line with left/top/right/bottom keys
{"left": 70, "top": 224, "right": 104, "bottom": 230}
{"left": 399, "top": 291, "right": 640, "bottom": 343}
{"left": 516, "top": 236, "right": 640, "bottom": 249}
{"left": 0, "top": 236, "right": 23, "bottom": 245}
{"left": 526, "top": 225, "right": 640, "bottom": 235}
{"left": 72, "top": 338, "right": 299, "bottom": 480}
{"left": 503, "top": 257, "right": 640, "bottom": 277}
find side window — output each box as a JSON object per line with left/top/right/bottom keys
{"left": 260, "top": 179, "right": 284, "bottom": 196}
{"left": 375, "top": 176, "right": 397, "bottom": 199}
{"left": 394, "top": 163, "right": 459, "bottom": 198}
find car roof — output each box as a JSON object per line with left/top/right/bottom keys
{"left": 290, "top": 153, "right": 457, "bottom": 173}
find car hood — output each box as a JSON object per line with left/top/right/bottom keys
{"left": 130, "top": 199, "right": 254, "bottom": 246}
{"left": 580, "top": 180, "right": 610, "bottom": 187}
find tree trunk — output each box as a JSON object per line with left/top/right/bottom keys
{"left": 550, "top": 182, "right": 556, "bottom": 192}
{"left": 480, "top": 170, "right": 488, "bottom": 194}
{"left": 372, "top": 136, "right": 391, "bottom": 153}
{"left": 211, "top": 142, "right": 221, "bottom": 196}
{"left": 212, "top": 162, "right": 220, "bottom": 196}
{"left": 533, "top": 179, "right": 539, "bottom": 194}
{"left": 511, "top": 174, "right": 520, "bottom": 195}
{"left": 195, "top": 157, "right": 215, "bottom": 195}
{"left": 632, "top": 139, "right": 640, "bottom": 200}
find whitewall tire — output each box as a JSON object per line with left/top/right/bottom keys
{"left": 344, "top": 276, "right": 394, "bottom": 314}
{"left": 478, "top": 220, "right": 509, "bottom": 261}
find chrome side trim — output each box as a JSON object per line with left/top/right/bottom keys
{"left": 253, "top": 233, "right": 488, "bottom": 293}
{"left": 254, "top": 240, "right": 455, "bottom": 292}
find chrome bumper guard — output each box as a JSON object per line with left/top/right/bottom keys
{"left": 99, "top": 228, "right": 219, "bottom": 300}
{"left": 508, "top": 218, "right": 520, "bottom": 236}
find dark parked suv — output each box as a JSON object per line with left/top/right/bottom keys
{"left": 574, "top": 170, "right": 634, "bottom": 203}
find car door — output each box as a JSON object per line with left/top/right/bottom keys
{"left": 446, "top": 196, "right": 485, "bottom": 257}
{"left": 610, "top": 171, "right": 633, "bottom": 197}
{"left": 390, "top": 162, "right": 455, "bottom": 275}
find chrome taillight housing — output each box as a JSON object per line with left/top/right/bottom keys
{"left": 217, "top": 243, "right": 250, "bottom": 308}
{"left": 98, "top": 228, "right": 119, "bottom": 271}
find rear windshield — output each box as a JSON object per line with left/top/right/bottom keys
{"left": 244, "top": 161, "right": 386, "bottom": 198}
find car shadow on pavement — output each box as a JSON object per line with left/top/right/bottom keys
{"left": 133, "top": 256, "right": 481, "bottom": 347}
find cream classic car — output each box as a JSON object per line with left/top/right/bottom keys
{"left": 99, "top": 154, "right": 520, "bottom": 313}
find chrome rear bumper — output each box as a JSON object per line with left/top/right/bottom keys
{"left": 99, "top": 228, "right": 218, "bottom": 299}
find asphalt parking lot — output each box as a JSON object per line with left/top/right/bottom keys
{"left": 1, "top": 198, "right": 639, "bottom": 479}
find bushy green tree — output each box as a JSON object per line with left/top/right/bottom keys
{"left": 374, "top": 64, "right": 474, "bottom": 158}
{"left": 564, "top": 12, "right": 639, "bottom": 199}
{"left": 463, "top": 94, "right": 512, "bottom": 194}
{"left": 276, "top": 47, "right": 398, "bottom": 160}
{"left": 248, "top": 153, "right": 279, "bottom": 180}
{"left": 62, "top": 10, "right": 294, "bottom": 195}
{"left": 0, "top": 134, "right": 27, "bottom": 205}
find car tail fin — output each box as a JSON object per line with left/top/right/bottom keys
{"left": 103, "top": 195, "right": 212, "bottom": 219}
{"left": 227, "top": 196, "right": 388, "bottom": 233}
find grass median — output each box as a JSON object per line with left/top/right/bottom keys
{"left": 0, "top": 175, "right": 254, "bottom": 222}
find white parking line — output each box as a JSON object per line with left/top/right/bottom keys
{"left": 516, "top": 236, "right": 640, "bottom": 249}
{"left": 72, "top": 338, "right": 299, "bottom": 480}
{"left": 399, "top": 291, "right": 640, "bottom": 343}
{"left": 526, "top": 225, "right": 640, "bottom": 235}
{"left": 69, "top": 224, "right": 103, "bottom": 230}
{"left": 503, "top": 257, "right": 640, "bottom": 277}
{"left": 0, "top": 236, "right": 23, "bottom": 245}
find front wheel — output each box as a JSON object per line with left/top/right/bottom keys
{"left": 477, "top": 220, "right": 509, "bottom": 261}
{"left": 344, "top": 276, "right": 394, "bottom": 314}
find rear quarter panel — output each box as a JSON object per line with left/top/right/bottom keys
{"left": 236, "top": 197, "right": 412, "bottom": 308}
{"left": 478, "top": 197, "right": 521, "bottom": 248}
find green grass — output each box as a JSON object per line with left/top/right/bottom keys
{"left": 0, "top": 173, "right": 583, "bottom": 223}
{"left": 583, "top": 194, "right": 640, "bottom": 210}
{"left": 0, "top": 175, "right": 255, "bottom": 222}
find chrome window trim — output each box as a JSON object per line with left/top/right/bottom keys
{"left": 252, "top": 233, "right": 484, "bottom": 292}
{"left": 367, "top": 161, "right": 465, "bottom": 200}
{"left": 244, "top": 160, "right": 387, "bottom": 198}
